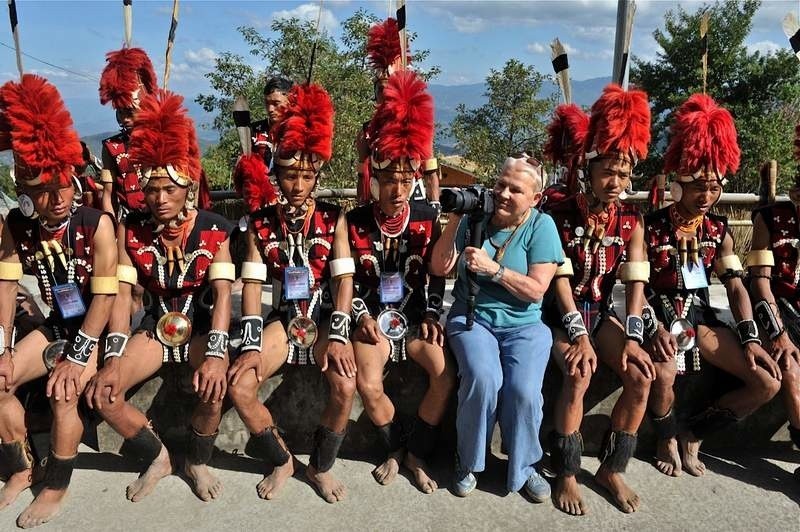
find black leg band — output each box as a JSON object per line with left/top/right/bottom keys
{"left": 549, "top": 431, "right": 583, "bottom": 477}
{"left": 309, "top": 425, "right": 345, "bottom": 473}
{"left": 599, "top": 430, "right": 637, "bottom": 473}
{"left": 406, "top": 417, "right": 439, "bottom": 460}
{"left": 186, "top": 427, "right": 218, "bottom": 466}
{"left": 251, "top": 426, "right": 290, "bottom": 467}
{"left": 376, "top": 420, "right": 404, "bottom": 454}
{"left": 125, "top": 426, "right": 163, "bottom": 466}
{"left": 0, "top": 439, "right": 34, "bottom": 474}
{"left": 788, "top": 425, "right": 800, "bottom": 449}
{"left": 649, "top": 409, "right": 679, "bottom": 440}
{"left": 687, "top": 405, "right": 739, "bottom": 440}
{"left": 42, "top": 451, "right": 76, "bottom": 490}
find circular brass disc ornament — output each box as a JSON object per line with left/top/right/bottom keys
{"left": 669, "top": 318, "right": 696, "bottom": 352}
{"left": 287, "top": 316, "right": 318, "bottom": 348}
{"left": 156, "top": 311, "right": 192, "bottom": 347}
{"left": 43, "top": 340, "right": 68, "bottom": 371}
{"left": 377, "top": 309, "right": 408, "bottom": 341}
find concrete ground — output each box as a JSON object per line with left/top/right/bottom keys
{"left": 0, "top": 438, "right": 798, "bottom": 531}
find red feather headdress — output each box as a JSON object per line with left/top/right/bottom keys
{"left": 99, "top": 47, "right": 158, "bottom": 110}
{"left": 233, "top": 153, "right": 276, "bottom": 214}
{"left": 367, "top": 18, "right": 409, "bottom": 75}
{"left": 273, "top": 83, "right": 335, "bottom": 169}
{"left": 0, "top": 74, "right": 83, "bottom": 188}
{"left": 663, "top": 93, "right": 739, "bottom": 181}
{"left": 369, "top": 70, "right": 434, "bottom": 171}
{"left": 584, "top": 84, "right": 651, "bottom": 165}
{"left": 544, "top": 103, "right": 590, "bottom": 194}
{"left": 127, "top": 89, "right": 199, "bottom": 186}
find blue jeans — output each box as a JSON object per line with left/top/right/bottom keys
{"left": 447, "top": 304, "right": 552, "bottom": 492}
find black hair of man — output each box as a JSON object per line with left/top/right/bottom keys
{"left": 263, "top": 75, "right": 294, "bottom": 96}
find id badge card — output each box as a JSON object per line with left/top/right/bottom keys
{"left": 380, "top": 272, "right": 404, "bottom": 304}
{"left": 681, "top": 260, "right": 709, "bottom": 290}
{"left": 284, "top": 266, "right": 311, "bottom": 300}
{"left": 52, "top": 282, "right": 87, "bottom": 319}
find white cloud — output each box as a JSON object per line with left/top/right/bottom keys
{"left": 527, "top": 42, "right": 547, "bottom": 54}
{"left": 185, "top": 47, "right": 218, "bottom": 68}
{"left": 272, "top": 3, "right": 338, "bottom": 33}
{"left": 747, "top": 40, "right": 782, "bottom": 55}
{"left": 451, "top": 15, "right": 486, "bottom": 34}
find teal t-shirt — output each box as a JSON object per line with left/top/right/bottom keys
{"left": 451, "top": 208, "right": 563, "bottom": 327}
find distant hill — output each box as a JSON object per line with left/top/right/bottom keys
{"left": 431, "top": 76, "right": 609, "bottom": 150}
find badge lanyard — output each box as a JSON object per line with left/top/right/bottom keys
{"left": 41, "top": 219, "right": 86, "bottom": 319}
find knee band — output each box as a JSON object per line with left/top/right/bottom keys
{"left": 375, "top": 420, "right": 404, "bottom": 454}
{"left": 687, "top": 405, "right": 740, "bottom": 440}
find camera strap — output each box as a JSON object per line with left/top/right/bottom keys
{"left": 488, "top": 209, "right": 533, "bottom": 263}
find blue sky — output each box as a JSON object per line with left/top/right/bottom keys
{"left": 0, "top": 0, "right": 795, "bottom": 134}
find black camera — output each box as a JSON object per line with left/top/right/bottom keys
{"left": 440, "top": 185, "right": 495, "bottom": 216}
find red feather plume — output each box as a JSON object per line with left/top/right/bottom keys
{"left": 585, "top": 84, "right": 651, "bottom": 162}
{"left": 233, "top": 154, "right": 277, "bottom": 213}
{"left": 276, "top": 84, "right": 335, "bottom": 161}
{"left": 99, "top": 48, "right": 158, "bottom": 109}
{"left": 0, "top": 74, "right": 83, "bottom": 186}
{"left": 367, "top": 18, "right": 409, "bottom": 72}
{"left": 370, "top": 71, "right": 434, "bottom": 163}
{"left": 128, "top": 89, "right": 198, "bottom": 179}
{"left": 663, "top": 93, "right": 740, "bottom": 177}
{"left": 544, "top": 104, "right": 590, "bottom": 166}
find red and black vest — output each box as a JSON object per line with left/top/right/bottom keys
{"left": 124, "top": 210, "right": 232, "bottom": 318}
{"left": 347, "top": 201, "right": 441, "bottom": 325}
{"left": 545, "top": 195, "right": 639, "bottom": 304}
{"left": 645, "top": 206, "right": 727, "bottom": 294}
{"left": 8, "top": 206, "right": 110, "bottom": 329}
{"left": 752, "top": 201, "right": 800, "bottom": 303}
{"left": 251, "top": 201, "right": 340, "bottom": 321}
{"left": 103, "top": 132, "right": 146, "bottom": 216}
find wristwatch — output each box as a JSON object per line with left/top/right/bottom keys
{"left": 491, "top": 265, "right": 505, "bottom": 283}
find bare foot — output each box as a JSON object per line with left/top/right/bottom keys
{"left": 16, "top": 487, "right": 67, "bottom": 529}
{"left": 126, "top": 445, "right": 173, "bottom": 502}
{"left": 372, "top": 449, "right": 404, "bottom": 485}
{"left": 595, "top": 466, "right": 640, "bottom": 513}
{"left": 256, "top": 457, "right": 295, "bottom": 500}
{"left": 306, "top": 464, "right": 346, "bottom": 503}
{"left": 403, "top": 452, "right": 437, "bottom": 494}
{"left": 654, "top": 438, "right": 682, "bottom": 477}
{"left": 184, "top": 462, "right": 223, "bottom": 502}
{"left": 0, "top": 468, "right": 32, "bottom": 510}
{"left": 553, "top": 475, "right": 587, "bottom": 516}
{"left": 679, "top": 433, "right": 706, "bottom": 477}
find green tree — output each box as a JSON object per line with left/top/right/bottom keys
{"left": 0, "top": 163, "right": 16, "bottom": 199}
{"left": 196, "top": 10, "right": 439, "bottom": 189}
{"left": 631, "top": 0, "right": 800, "bottom": 193}
{"left": 448, "top": 59, "right": 555, "bottom": 181}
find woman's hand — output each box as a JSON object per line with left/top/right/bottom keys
{"left": 463, "top": 246, "right": 499, "bottom": 277}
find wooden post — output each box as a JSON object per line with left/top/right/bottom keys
{"left": 656, "top": 173, "right": 666, "bottom": 209}
{"left": 759, "top": 160, "right": 777, "bottom": 206}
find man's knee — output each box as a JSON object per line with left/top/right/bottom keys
{"left": 356, "top": 375, "right": 384, "bottom": 403}
{"left": 328, "top": 374, "right": 356, "bottom": 402}
{"left": 50, "top": 394, "right": 81, "bottom": 414}
{"left": 563, "top": 370, "right": 591, "bottom": 398}
{"left": 781, "top": 359, "right": 800, "bottom": 390}
{"left": 228, "top": 378, "right": 259, "bottom": 408}
{"left": 622, "top": 366, "right": 652, "bottom": 401}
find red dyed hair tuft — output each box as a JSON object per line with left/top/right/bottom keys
{"left": 0, "top": 74, "right": 83, "bottom": 187}
{"left": 370, "top": 70, "right": 434, "bottom": 163}
{"left": 128, "top": 89, "right": 199, "bottom": 180}
{"left": 545, "top": 104, "right": 590, "bottom": 166}
{"left": 99, "top": 47, "right": 158, "bottom": 109}
{"left": 276, "top": 84, "right": 335, "bottom": 161}
{"left": 233, "top": 153, "right": 277, "bottom": 213}
{"left": 585, "top": 84, "right": 651, "bottom": 163}
{"left": 367, "top": 18, "right": 409, "bottom": 73}
{"left": 663, "top": 93, "right": 740, "bottom": 177}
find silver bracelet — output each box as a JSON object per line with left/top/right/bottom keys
{"left": 206, "top": 330, "right": 229, "bottom": 358}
